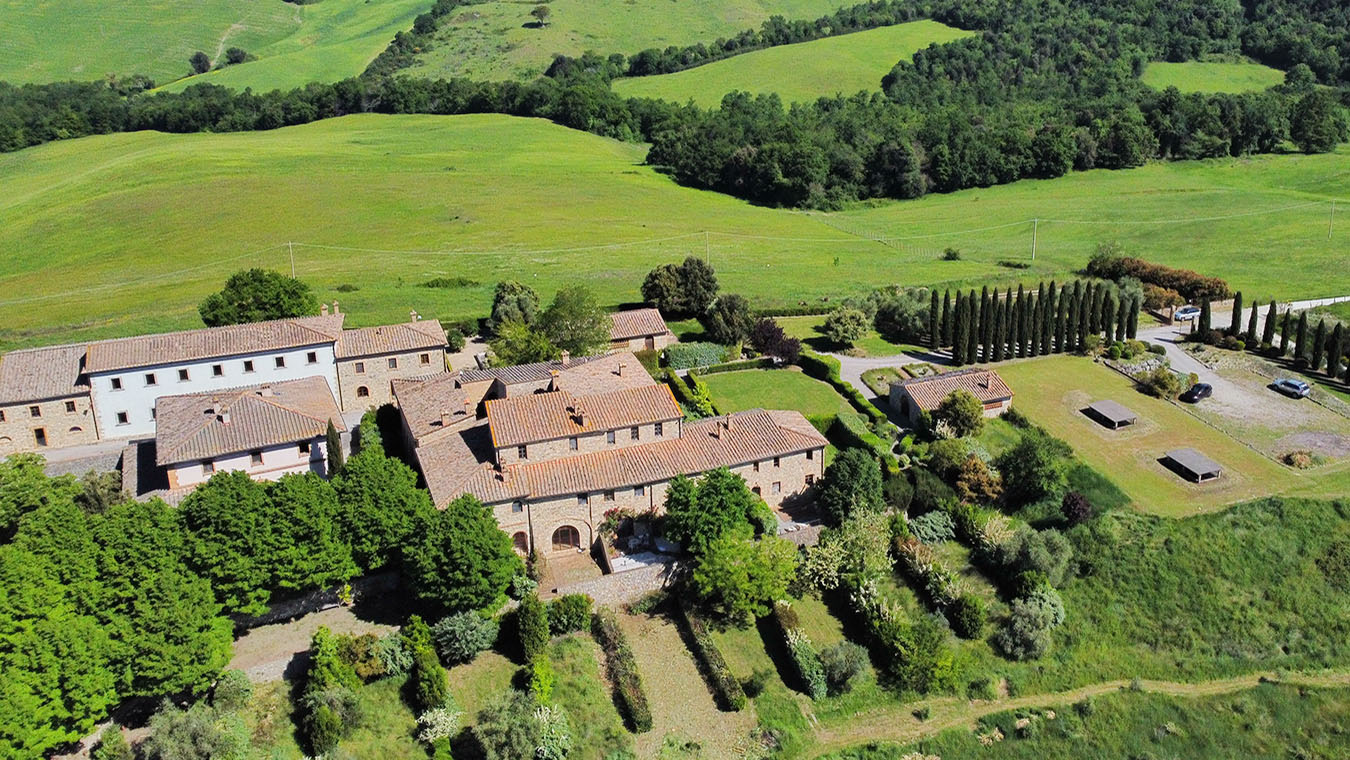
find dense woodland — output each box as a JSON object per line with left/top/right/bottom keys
{"left": 2, "top": 0, "right": 1348, "bottom": 208}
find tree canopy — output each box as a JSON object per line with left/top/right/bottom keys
{"left": 404, "top": 494, "right": 523, "bottom": 613}
{"left": 539, "top": 285, "right": 610, "bottom": 357}
{"left": 197, "top": 268, "right": 319, "bottom": 327}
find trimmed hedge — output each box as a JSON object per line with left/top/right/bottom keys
{"left": 769, "top": 601, "right": 827, "bottom": 699}
{"left": 591, "top": 608, "right": 653, "bottom": 733}
{"left": 699, "top": 357, "right": 775, "bottom": 375}
{"left": 754, "top": 305, "right": 834, "bottom": 318}
{"left": 665, "top": 371, "right": 716, "bottom": 417}
{"left": 673, "top": 600, "right": 747, "bottom": 711}
{"left": 667, "top": 341, "right": 732, "bottom": 369}
{"left": 799, "top": 350, "right": 889, "bottom": 428}
{"left": 828, "top": 412, "right": 898, "bottom": 475}
{"left": 546, "top": 594, "right": 592, "bottom": 636}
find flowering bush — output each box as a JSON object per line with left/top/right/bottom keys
{"left": 416, "top": 707, "right": 462, "bottom": 744}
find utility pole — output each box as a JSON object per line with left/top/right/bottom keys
{"left": 288, "top": 241, "right": 295, "bottom": 278}
{"left": 1330, "top": 201, "right": 1336, "bottom": 240}
{"left": 1031, "top": 218, "right": 1039, "bottom": 261}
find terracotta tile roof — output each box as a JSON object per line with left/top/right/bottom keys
{"left": 86, "top": 314, "right": 346, "bottom": 374}
{"left": 892, "top": 368, "right": 1012, "bottom": 411}
{"left": 154, "top": 377, "right": 345, "bottom": 465}
{"left": 418, "top": 408, "right": 828, "bottom": 506}
{"left": 549, "top": 352, "right": 655, "bottom": 395}
{"left": 487, "top": 384, "right": 682, "bottom": 448}
{"left": 335, "top": 320, "right": 446, "bottom": 359}
{"left": 0, "top": 343, "right": 90, "bottom": 403}
{"left": 457, "top": 352, "right": 610, "bottom": 386}
{"left": 392, "top": 371, "right": 478, "bottom": 443}
{"left": 609, "top": 308, "right": 671, "bottom": 341}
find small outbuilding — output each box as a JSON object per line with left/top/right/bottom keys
{"left": 1085, "top": 399, "right": 1138, "bottom": 429}
{"left": 889, "top": 368, "right": 1013, "bottom": 426}
{"left": 1163, "top": 448, "right": 1222, "bottom": 482}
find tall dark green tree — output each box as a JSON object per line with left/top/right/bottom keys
{"left": 325, "top": 420, "right": 344, "bottom": 476}
{"left": 487, "top": 280, "right": 541, "bottom": 335}
{"left": 992, "top": 296, "right": 1006, "bottom": 362}
{"left": 179, "top": 471, "right": 278, "bottom": 615}
{"left": 940, "top": 290, "right": 952, "bottom": 347}
{"left": 951, "top": 293, "right": 967, "bottom": 364}
{"left": 1279, "top": 311, "right": 1291, "bottom": 356}
{"left": 333, "top": 447, "right": 433, "bottom": 571}
{"left": 1199, "top": 297, "right": 1212, "bottom": 334}
{"left": 265, "top": 474, "right": 358, "bottom": 595}
{"left": 1115, "top": 296, "right": 1129, "bottom": 342}
{"left": 965, "top": 289, "right": 979, "bottom": 364}
{"left": 1043, "top": 282, "right": 1056, "bottom": 352}
{"left": 1101, "top": 293, "right": 1116, "bottom": 345}
{"left": 1261, "top": 301, "right": 1277, "bottom": 347}
{"left": 928, "top": 290, "right": 940, "bottom": 350}
{"left": 1054, "top": 285, "right": 1068, "bottom": 352}
{"left": 816, "top": 448, "right": 884, "bottom": 526}
{"left": 1311, "top": 319, "right": 1327, "bottom": 370}
{"left": 198, "top": 269, "right": 318, "bottom": 327}
{"left": 1329, "top": 323, "right": 1345, "bottom": 379}
{"left": 978, "top": 286, "right": 992, "bottom": 363}
{"left": 1244, "top": 302, "right": 1260, "bottom": 346}
{"left": 540, "top": 284, "right": 610, "bottom": 356}
{"left": 1087, "top": 283, "right": 1102, "bottom": 335}
{"left": 1229, "top": 291, "right": 1243, "bottom": 335}
{"left": 404, "top": 494, "right": 522, "bottom": 613}
{"left": 1295, "top": 311, "right": 1309, "bottom": 361}
{"left": 1076, "top": 284, "right": 1090, "bottom": 352}
{"left": 1127, "top": 295, "right": 1141, "bottom": 339}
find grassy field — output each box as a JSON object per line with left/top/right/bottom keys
{"left": 996, "top": 356, "right": 1306, "bottom": 514}
{"left": 1140, "top": 60, "right": 1286, "bottom": 94}
{"left": 613, "top": 21, "right": 973, "bottom": 107}
{"left": 154, "top": 0, "right": 429, "bottom": 94}
{"left": 405, "top": 0, "right": 858, "bottom": 82}
{"left": 2, "top": 114, "right": 1348, "bottom": 351}
{"left": 778, "top": 315, "right": 929, "bottom": 358}
{"left": 0, "top": 0, "right": 425, "bottom": 91}
{"left": 701, "top": 368, "right": 855, "bottom": 420}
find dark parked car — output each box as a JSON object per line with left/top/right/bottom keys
{"left": 1180, "top": 383, "right": 1212, "bottom": 403}
{"left": 1272, "top": 378, "right": 1312, "bottom": 398}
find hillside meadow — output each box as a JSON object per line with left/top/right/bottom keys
{"left": 0, "top": 113, "right": 1347, "bottom": 350}
{"left": 405, "top": 0, "right": 859, "bottom": 81}
{"left": 1140, "top": 60, "right": 1287, "bottom": 94}
{"left": 613, "top": 20, "right": 974, "bottom": 107}
{"left": 0, "top": 0, "right": 425, "bottom": 91}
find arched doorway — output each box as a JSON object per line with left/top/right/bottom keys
{"left": 512, "top": 532, "right": 529, "bottom": 555}
{"left": 551, "top": 525, "right": 581, "bottom": 552}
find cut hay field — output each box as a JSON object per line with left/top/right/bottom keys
{"left": 612, "top": 21, "right": 973, "bottom": 107}
{"left": 0, "top": 0, "right": 426, "bottom": 92}
{"left": 405, "top": 0, "right": 858, "bottom": 82}
{"left": 1, "top": 114, "right": 1347, "bottom": 350}
{"left": 1140, "top": 60, "right": 1286, "bottom": 93}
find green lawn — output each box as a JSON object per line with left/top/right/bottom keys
{"left": 0, "top": 0, "right": 426, "bottom": 91}
{"left": 701, "top": 368, "right": 854, "bottom": 424}
{"left": 778, "top": 316, "right": 926, "bottom": 358}
{"left": 406, "top": 0, "right": 859, "bottom": 82}
{"left": 2, "top": 114, "right": 1348, "bottom": 350}
{"left": 1140, "top": 60, "right": 1286, "bottom": 94}
{"left": 996, "top": 356, "right": 1304, "bottom": 515}
{"left": 613, "top": 21, "right": 973, "bottom": 107}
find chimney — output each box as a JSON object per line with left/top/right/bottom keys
{"left": 410, "top": 309, "right": 419, "bottom": 322}
{"left": 331, "top": 300, "right": 340, "bottom": 315}
{"left": 724, "top": 415, "right": 733, "bottom": 432}
{"left": 560, "top": 350, "right": 570, "bottom": 366}
{"left": 617, "top": 362, "right": 626, "bottom": 377}
{"left": 463, "top": 399, "right": 472, "bottom": 416}
{"left": 440, "top": 410, "right": 451, "bottom": 427}
{"left": 219, "top": 407, "right": 231, "bottom": 425}
{"left": 321, "top": 303, "right": 329, "bottom": 317}
{"left": 259, "top": 384, "right": 274, "bottom": 397}
{"left": 575, "top": 404, "right": 587, "bottom": 426}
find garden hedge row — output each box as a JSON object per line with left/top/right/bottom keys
{"left": 667, "top": 341, "right": 733, "bottom": 370}
{"left": 673, "top": 600, "right": 748, "bottom": 711}
{"left": 799, "top": 350, "right": 890, "bottom": 429}
{"left": 828, "top": 412, "right": 898, "bottom": 475}
{"left": 698, "top": 357, "right": 775, "bottom": 375}
{"left": 591, "top": 608, "right": 653, "bottom": 732}
{"left": 769, "top": 601, "right": 827, "bottom": 699}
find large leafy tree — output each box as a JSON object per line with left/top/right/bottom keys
{"left": 91, "top": 499, "right": 232, "bottom": 697}
{"left": 332, "top": 447, "right": 433, "bottom": 571}
{"left": 539, "top": 285, "right": 610, "bottom": 356}
{"left": 995, "top": 428, "right": 1072, "bottom": 506}
{"left": 404, "top": 494, "right": 522, "bottom": 613}
{"left": 487, "top": 280, "right": 541, "bottom": 335}
{"left": 1290, "top": 90, "right": 1349, "bottom": 153}
{"left": 662, "top": 470, "right": 761, "bottom": 555}
{"left": 0, "top": 453, "right": 78, "bottom": 542}
{"left": 689, "top": 532, "right": 797, "bottom": 624}
{"left": 822, "top": 307, "right": 868, "bottom": 348}
{"left": 640, "top": 257, "right": 719, "bottom": 317}
{"left": 816, "top": 447, "right": 884, "bottom": 526}
{"left": 933, "top": 389, "right": 985, "bottom": 437}
{"left": 179, "top": 471, "right": 278, "bottom": 615}
{"left": 490, "top": 320, "right": 558, "bottom": 366}
{"left": 700, "top": 293, "right": 755, "bottom": 345}
{"left": 197, "top": 268, "right": 319, "bottom": 327}
{"left": 749, "top": 317, "right": 801, "bottom": 364}
{"left": 265, "top": 473, "right": 358, "bottom": 593}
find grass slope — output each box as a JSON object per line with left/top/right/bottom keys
{"left": 406, "top": 0, "right": 859, "bottom": 81}
{"left": 1, "top": 114, "right": 1348, "bottom": 350}
{"left": 155, "top": 0, "right": 430, "bottom": 93}
{"left": 613, "top": 21, "right": 973, "bottom": 107}
{"left": 1141, "top": 60, "right": 1286, "bottom": 94}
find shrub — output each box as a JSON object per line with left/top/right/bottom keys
{"left": 954, "top": 455, "right": 1003, "bottom": 504}
{"left": 1107, "top": 344, "right": 1122, "bottom": 360}
{"left": 211, "top": 669, "right": 253, "bottom": 711}
{"left": 446, "top": 327, "right": 466, "bottom": 352}
{"left": 772, "top": 602, "right": 827, "bottom": 699}
{"left": 910, "top": 510, "right": 956, "bottom": 544}
{"left": 518, "top": 594, "right": 550, "bottom": 662}
{"left": 417, "top": 706, "right": 463, "bottom": 744}
{"left": 547, "top": 594, "right": 593, "bottom": 635}
{"left": 592, "top": 609, "right": 653, "bottom": 732}
{"left": 925, "top": 438, "right": 968, "bottom": 480}
{"left": 674, "top": 601, "right": 748, "bottom": 710}
{"left": 666, "top": 341, "right": 731, "bottom": 369}
{"left": 1061, "top": 491, "right": 1093, "bottom": 524}
{"left": 942, "top": 247, "right": 962, "bottom": 261}
{"left": 534, "top": 704, "right": 573, "bottom": 760}
{"left": 995, "top": 529, "right": 1075, "bottom": 588}
{"left": 432, "top": 611, "right": 500, "bottom": 666}
{"left": 819, "top": 641, "right": 869, "bottom": 696}
{"left": 305, "top": 704, "right": 344, "bottom": 755}
{"left": 967, "top": 676, "right": 998, "bottom": 701}
{"left": 511, "top": 573, "right": 538, "bottom": 599}
{"left": 742, "top": 668, "right": 771, "bottom": 698}
{"left": 529, "top": 655, "right": 556, "bottom": 703}
{"left": 995, "top": 429, "right": 1072, "bottom": 506}
{"left": 91, "top": 727, "right": 133, "bottom": 760}
{"left": 1147, "top": 343, "right": 1167, "bottom": 355}
{"left": 1281, "top": 450, "right": 1317, "bottom": 469}
{"left": 375, "top": 632, "right": 415, "bottom": 676}
{"left": 910, "top": 466, "right": 956, "bottom": 516}
{"left": 412, "top": 647, "right": 449, "bottom": 711}
{"left": 883, "top": 472, "right": 913, "bottom": 512}
{"left": 995, "top": 596, "right": 1058, "bottom": 660}
{"left": 934, "top": 390, "right": 985, "bottom": 437}
{"left": 1001, "top": 406, "right": 1032, "bottom": 428}
{"left": 949, "top": 594, "right": 986, "bottom": 639}
{"left": 823, "top": 307, "right": 869, "bottom": 347}
{"left": 336, "top": 632, "right": 387, "bottom": 681}
{"left": 1139, "top": 366, "right": 1184, "bottom": 398}
{"left": 1084, "top": 253, "right": 1230, "bottom": 301}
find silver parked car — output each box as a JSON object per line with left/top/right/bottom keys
{"left": 1272, "top": 378, "right": 1312, "bottom": 398}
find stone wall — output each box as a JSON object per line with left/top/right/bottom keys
{"left": 494, "top": 419, "right": 680, "bottom": 466}
{"left": 0, "top": 393, "right": 99, "bottom": 455}
{"left": 337, "top": 348, "right": 447, "bottom": 410}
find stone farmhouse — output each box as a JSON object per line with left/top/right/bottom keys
{"left": 154, "top": 377, "right": 346, "bottom": 489}
{"left": 0, "top": 303, "right": 447, "bottom": 457}
{"left": 889, "top": 367, "right": 1013, "bottom": 426}
{"left": 395, "top": 351, "right": 827, "bottom": 556}
{"left": 608, "top": 308, "right": 674, "bottom": 352}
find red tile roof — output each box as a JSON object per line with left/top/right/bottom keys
{"left": 894, "top": 368, "right": 1012, "bottom": 411}
{"left": 486, "top": 384, "right": 682, "bottom": 448}
{"left": 0, "top": 343, "right": 89, "bottom": 403}
{"left": 86, "top": 314, "right": 346, "bottom": 373}
{"left": 609, "top": 308, "right": 671, "bottom": 341}
{"left": 335, "top": 320, "right": 445, "bottom": 359}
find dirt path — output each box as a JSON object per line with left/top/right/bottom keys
{"left": 211, "top": 22, "right": 246, "bottom": 67}
{"left": 806, "top": 668, "right": 1350, "bottom": 756}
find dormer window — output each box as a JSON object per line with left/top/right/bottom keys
{"left": 631, "top": 426, "right": 639, "bottom": 441}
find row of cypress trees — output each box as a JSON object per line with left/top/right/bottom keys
{"left": 929, "top": 280, "right": 1141, "bottom": 366}
{"left": 1194, "top": 291, "right": 1348, "bottom": 383}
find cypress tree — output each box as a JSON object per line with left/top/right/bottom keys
{"left": 929, "top": 290, "right": 940, "bottom": 350}
{"left": 325, "top": 420, "right": 345, "bottom": 475}
{"left": 1244, "top": 302, "right": 1259, "bottom": 347}
{"left": 1115, "top": 296, "right": 1129, "bottom": 342}
{"left": 1054, "top": 285, "right": 1068, "bottom": 352}
{"left": 1229, "top": 291, "right": 1243, "bottom": 336}
{"left": 1076, "top": 285, "right": 1090, "bottom": 352}
{"left": 1043, "top": 282, "right": 1056, "bottom": 351}
{"left": 1019, "top": 286, "right": 1032, "bottom": 357}
{"left": 1030, "top": 291, "right": 1043, "bottom": 356}
{"left": 979, "top": 287, "right": 992, "bottom": 363}
{"left": 1008, "top": 287, "right": 1021, "bottom": 359}
{"left": 951, "top": 293, "right": 966, "bottom": 365}
{"left": 941, "top": 290, "right": 952, "bottom": 347}
{"left": 1199, "top": 297, "right": 1212, "bottom": 335}
{"left": 967, "top": 289, "right": 979, "bottom": 364}
{"left": 1311, "top": 319, "right": 1327, "bottom": 370}
{"left": 992, "top": 297, "right": 1006, "bottom": 362}
{"left": 1087, "top": 284, "right": 1101, "bottom": 335}
{"left": 1101, "top": 293, "right": 1116, "bottom": 344}
{"left": 1329, "top": 323, "right": 1345, "bottom": 379}
{"left": 1295, "top": 311, "right": 1309, "bottom": 360}
{"left": 1279, "top": 311, "right": 1291, "bottom": 357}
{"left": 1261, "top": 301, "right": 1277, "bottom": 347}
